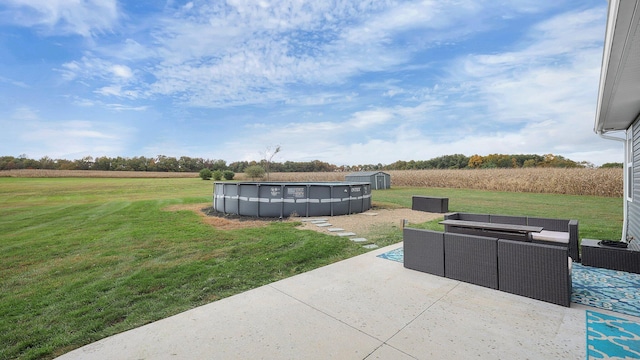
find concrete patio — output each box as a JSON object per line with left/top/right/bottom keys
{"left": 56, "top": 244, "right": 634, "bottom": 359}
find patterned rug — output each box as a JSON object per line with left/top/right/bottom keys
{"left": 572, "top": 263, "right": 640, "bottom": 318}
{"left": 587, "top": 310, "right": 640, "bottom": 359}
{"left": 378, "top": 247, "right": 640, "bottom": 318}
{"left": 377, "top": 247, "right": 403, "bottom": 262}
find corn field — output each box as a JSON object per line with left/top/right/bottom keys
{"left": 265, "top": 168, "right": 623, "bottom": 197}
{"left": 1, "top": 168, "right": 623, "bottom": 197}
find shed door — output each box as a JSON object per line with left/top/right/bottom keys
{"left": 375, "top": 175, "right": 385, "bottom": 189}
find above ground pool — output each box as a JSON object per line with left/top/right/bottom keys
{"left": 213, "top": 182, "right": 372, "bottom": 217}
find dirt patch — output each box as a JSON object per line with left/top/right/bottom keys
{"left": 164, "top": 203, "right": 444, "bottom": 234}
{"left": 292, "top": 208, "right": 443, "bottom": 237}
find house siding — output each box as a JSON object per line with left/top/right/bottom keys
{"left": 629, "top": 121, "right": 640, "bottom": 241}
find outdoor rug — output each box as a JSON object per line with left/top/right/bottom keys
{"left": 376, "top": 246, "right": 403, "bottom": 263}
{"left": 587, "top": 310, "right": 640, "bottom": 359}
{"left": 572, "top": 263, "right": 640, "bottom": 318}
{"left": 378, "top": 247, "right": 640, "bottom": 318}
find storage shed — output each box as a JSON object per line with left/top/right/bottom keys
{"left": 345, "top": 171, "right": 391, "bottom": 190}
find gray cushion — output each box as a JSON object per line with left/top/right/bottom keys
{"left": 531, "top": 230, "right": 569, "bottom": 244}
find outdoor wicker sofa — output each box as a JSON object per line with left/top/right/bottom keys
{"left": 403, "top": 227, "right": 572, "bottom": 306}
{"left": 443, "top": 212, "right": 580, "bottom": 262}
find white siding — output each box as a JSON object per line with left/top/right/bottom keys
{"left": 629, "top": 121, "right": 640, "bottom": 241}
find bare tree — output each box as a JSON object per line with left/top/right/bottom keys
{"left": 264, "top": 145, "right": 281, "bottom": 181}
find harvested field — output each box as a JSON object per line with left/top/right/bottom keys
{"left": 0, "top": 169, "right": 198, "bottom": 178}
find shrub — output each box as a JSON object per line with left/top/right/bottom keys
{"left": 223, "top": 170, "right": 235, "bottom": 180}
{"left": 212, "top": 170, "right": 223, "bottom": 180}
{"left": 199, "top": 168, "right": 212, "bottom": 180}
{"left": 245, "top": 165, "right": 265, "bottom": 180}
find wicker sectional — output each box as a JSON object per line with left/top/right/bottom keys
{"left": 403, "top": 227, "right": 572, "bottom": 307}
{"left": 444, "top": 212, "right": 579, "bottom": 262}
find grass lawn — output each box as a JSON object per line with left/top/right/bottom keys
{"left": 374, "top": 187, "right": 623, "bottom": 240}
{"left": 0, "top": 179, "right": 623, "bottom": 359}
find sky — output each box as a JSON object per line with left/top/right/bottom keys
{"left": 0, "top": 0, "right": 624, "bottom": 166}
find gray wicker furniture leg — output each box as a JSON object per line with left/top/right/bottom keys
{"left": 444, "top": 233, "right": 498, "bottom": 289}
{"left": 497, "top": 239, "right": 571, "bottom": 307}
{"left": 403, "top": 228, "right": 445, "bottom": 276}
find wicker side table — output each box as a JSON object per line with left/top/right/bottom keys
{"left": 581, "top": 239, "right": 640, "bottom": 274}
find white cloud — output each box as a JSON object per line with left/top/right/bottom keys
{"left": 110, "top": 65, "right": 133, "bottom": 79}
{"left": 0, "top": 0, "right": 119, "bottom": 37}
{"left": 12, "top": 106, "right": 39, "bottom": 120}
{"left": 209, "top": 7, "right": 614, "bottom": 165}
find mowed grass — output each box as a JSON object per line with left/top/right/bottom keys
{"left": 1, "top": 178, "right": 623, "bottom": 359}
{"left": 374, "top": 187, "right": 623, "bottom": 240}
{"left": 0, "top": 178, "right": 367, "bottom": 359}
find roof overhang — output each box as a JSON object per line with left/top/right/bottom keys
{"left": 594, "top": 0, "right": 640, "bottom": 134}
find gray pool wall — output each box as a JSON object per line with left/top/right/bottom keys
{"left": 213, "top": 182, "right": 372, "bottom": 217}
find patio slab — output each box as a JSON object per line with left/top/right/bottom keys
{"left": 56, "top": 244, "right": 615, "bottom": 360}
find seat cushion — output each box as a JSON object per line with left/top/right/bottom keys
{"left": 531, "top": 230, "right": 570, "bottom": 244}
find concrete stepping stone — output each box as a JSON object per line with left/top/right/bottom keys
{"left": 300, "top": 218, "right": 328, "bottom": 222}
{"left": 350, "top": 238, "right": 368, "bottom": 243}
{"left": 337, "top": 232, "right": 356, "bottom": 237}
{"left": 310, "top": 220, "right": 327, "bottom": 224}
{"left": 316, "top": 223, "right": 332, "bottom": 227}
{"left": 327, "top": 228, "right": 345, "bottom": 232}
{"left": 362, "top": 212, "right": 378, "bottom": 216}
{"left": 363, "top": 244, "right": 379, "bottom": 249}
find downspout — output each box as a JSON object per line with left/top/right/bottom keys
{"left": 597, "top": 130, "right": 628, "bottom": 242}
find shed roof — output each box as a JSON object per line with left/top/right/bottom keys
{"left": 594, "top": 0, "right": 640, "bottom": 133}
{"left": 346, "top": 171, "right": 389, "bottom": 177}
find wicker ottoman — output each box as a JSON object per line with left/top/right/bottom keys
{"left": 581, "top": 238, "right": 640, "bottom": 274}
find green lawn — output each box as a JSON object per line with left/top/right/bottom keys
{"left": 374, "top": 187, "right": 623, "bottom": 240}
{"left": 0, "top": 179, "right": 623, "bottom": 359}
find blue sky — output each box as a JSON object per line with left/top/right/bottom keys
{"left": 0, "top": 0, "right": 622, "bottom": 166}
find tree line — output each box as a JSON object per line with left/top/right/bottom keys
{"left": 0, "top": 153, "right": 622, "bottom": 173}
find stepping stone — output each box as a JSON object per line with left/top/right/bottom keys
{"left": 316, "top": 223, "right": 332, "bottom": 227}
{"left": 300, "top": 218, "right": 328, "bottom": 222}
{"left": 337, "top": 232, "right": 356, "bottom": 237}
{"left": 328, "top": 228, "right": 345, "bottom": 232}
{"left": 362, "top": 212, "right": 378, "bottom": 216}
{"left": 310, "top": 220, "right": 327, "bottom": 224}
{"left": 350, "top": 238, "right": 368, "bottom": 243}
{"left": 363, "top": 244, "right": 379, "bottom": 249}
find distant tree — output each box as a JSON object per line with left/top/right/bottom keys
{"left": 228, "top": 161, "right": 249, "bottom": 173}
{"left": 39, "top": 156, "right": 55, "bottom": 169}
{"left": 468, "top": 155, "right": 483, "bottom": 168}
{"left": 93, "top": 156, "right": 112, "bottom": 171}
{"left": 600, "top": 162, "right": 623, "bottom": 168}
{"left": 539, "top": 154, "right": 581, "bottom": 168}
{"left": 245, "top": 165, "right": 266, "bottom": 180}
{"left": 74, "top": 156, "right": 93, "bottom": 170}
